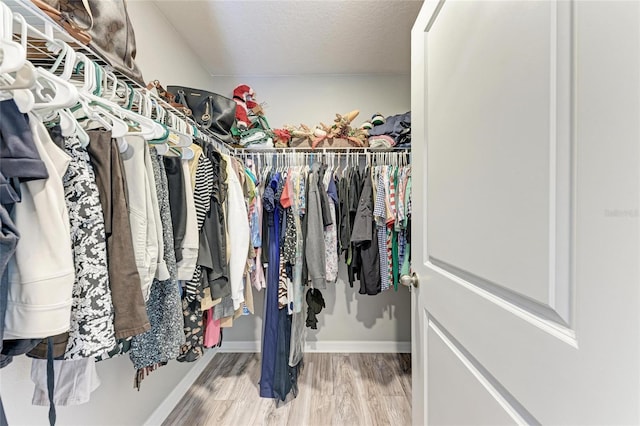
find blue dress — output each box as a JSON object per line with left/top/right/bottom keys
{"left": 259, "top": 173, "right": 281, "bottom": 398}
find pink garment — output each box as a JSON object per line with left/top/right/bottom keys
{"left": 203, "top": 309, "right": 221, "bottom": 348}
{"left": 252, "top": 187, "right": 267, "bottom": 290}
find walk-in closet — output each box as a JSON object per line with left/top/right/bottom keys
{"left": 2, "top": 0, "right": 640, "bottom": 425}
{"left": 0, "top": 1, "right": 419, "bottom": 424}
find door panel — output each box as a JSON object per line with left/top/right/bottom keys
{"left": 427, "top": 317, "right": 532, "bottom": 426}
{"left": 426, "top": 0, "right": 572, "bottom": 320}
{"left": 427, "top": 0, "right": 552, "bottom": 305}
{"left": 411, "top": 1, "right": 640, "bottom": 425}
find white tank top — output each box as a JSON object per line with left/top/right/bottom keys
{"left": 4, "top": 117, "right": 75, "bottom": 339}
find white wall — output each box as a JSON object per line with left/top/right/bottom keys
{"left": 1, "top": 355, "right": 199, "bottom": 426}
{"left": 224, "top": 264, "right": 412, "bottom": 350}
{"left": 205, "top": 74, "right": 411, "bottom": 130}
{"left": 127, "top": 0, "right": 213, "bottom": 88}
{"left": 0, "top": 3, "right": 215, "bottom": 426}
{"left": 209, "top": 74, "right": 413, "bottom": 348}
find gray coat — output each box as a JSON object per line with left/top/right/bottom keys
{"left": 305, "top": 164, "right": 327, "bottom": 288}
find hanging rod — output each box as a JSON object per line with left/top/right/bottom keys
{"left": 235, "top": 146, "right": 410, "bottom": 155}
{"left": 4, "top": 0, "right": 232, "bottom": 156}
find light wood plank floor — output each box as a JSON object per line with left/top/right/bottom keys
{"left": 163, "top": 352, "right": 412, "bottom": 426}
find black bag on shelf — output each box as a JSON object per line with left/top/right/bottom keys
{"left": 168, "top": 86, "right": 237, "bottom": 146}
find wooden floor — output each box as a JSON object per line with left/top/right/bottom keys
{"left": 163, "top": 352, "right": 412, "bottom": 426}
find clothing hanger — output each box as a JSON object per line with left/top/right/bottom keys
{"left": 0, "top": 4, "right": 27, "bottom": 75}
{"left": 7, "top": 20, "right": 77, "bottom": 114}
{"left": 72, "top": 54, "right": 162, "bottom": 140}
{"left": 30, "top": 65, "right": 79, "bottom": 111}
{"left": 0, "top": 13, "right": 36, "bottom": 92}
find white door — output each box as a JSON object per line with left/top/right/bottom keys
{"left": 409, "top": 1, "right": 640, "bottom": 424}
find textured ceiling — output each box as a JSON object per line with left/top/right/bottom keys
{"left": 153, "top": 0, "right": 423, "bottom": 77}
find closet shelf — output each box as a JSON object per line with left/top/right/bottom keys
{"left": 237, "top": 146, "right": 411, "bottom": 154}
{"left": 5, "top": 0, "right": 408, "bottom": 158}
{"left": 5, "top": 0, "right": 234, "bottom": 155}
{"left": 5, "top": 0, "right": 136, "bottom": 83}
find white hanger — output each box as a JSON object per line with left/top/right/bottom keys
{"left": 74, "top": 56, "right": 162, "bottom": 140}
{"left": 0, "top": 12, "right": 35, "bottom": 90}
{"left": 28, "top": 37, "right": 78, "bottom": 112}
{"left": 31, "top": 67, "right": 79, "bottom": 111}
{"left": 0, "top": 4, "right": 27, "bottom": 75}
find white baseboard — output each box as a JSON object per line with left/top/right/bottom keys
{"left": 144, "top": 348, "right": 218, "bottom": 426}
{"left": 219, "top": 340, "right": 411, "bottom": 353}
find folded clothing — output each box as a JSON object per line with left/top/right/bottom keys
{"left": 368, "top": 135, "right": 396, "bottom": 149}
{"left": 367, "top": 111, "right": 411, "bottom": 146}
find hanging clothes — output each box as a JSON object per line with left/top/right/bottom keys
{"left": 260, "top": 172, "right": 281, "bottom": 399}
{"left": 305, "top": 164, "right": 327, "bottom": 288}
{"left": 323, "top": 171, "right": 339, "bottom": 284}
{"left": 179, "top": 147, "right": 215, "bottom": 363}
{"left": 86, "top": 130, "right": 150, "bottom": 339}
{"left": 226, "top": 156, "right": 250, "bottom": 311}
{"left": 130, "top": 148, "right": 185, "bottom": 387}
{"left": 121, "top": 135, "right": 160, "bottom": 303}
{"left": 5, "top": 116, "right": 74, "bottom": 340}
{"left": 373, "top": 169, "right": 390, "bottom": 292}
{"left": 351, "top": 171, "right": 381, "bottom": 295}
{"left": 198, "top": 148, "right": 230, "bottom": 300}
{"left": 51, "top": 127, "right": 115, "bottom": 359}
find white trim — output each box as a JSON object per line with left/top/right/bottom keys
{"left": 143, "top": 348, "right": 218, "bottom": 426}
{"left": 219, "top": 341, "right": 411, "bottom": 353}
{"left": 218, "top": 341, "right": 261, "bottom": 352}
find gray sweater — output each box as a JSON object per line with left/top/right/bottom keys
{"left": 305, "top": 164, "right": 327, "bottom": 288}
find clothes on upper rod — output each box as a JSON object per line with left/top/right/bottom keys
{"left": 0, "top": 95, "right": 253, "bottom": 412}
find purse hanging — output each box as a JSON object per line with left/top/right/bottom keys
{"left": 167, "top": 86, "right": 237, "bottom": 146}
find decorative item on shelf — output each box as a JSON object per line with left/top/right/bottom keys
{"left": 286, "top": 109, "right": 367, "bottom": 149}
{"left": 284, "top": 123, "right": 313, "bottom": 147}
{"left": 272, "top": 128, "right": 291, "bottom": 148}
{"left": 238, "top": 115, "right": 274, "bottom": 149}
{"left": 167, "top": 85, "right": 237, "bottom": 146}
{"left": 31, "top": 0, "right": 146, "bottom": 84}
{"left": 232, "top": 84, "right": 261, "bottom": 130}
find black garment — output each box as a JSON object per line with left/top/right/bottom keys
{"left": 305, "top": 288, "right": 325, "bottom": 329}
{"left": 1, "top": 395, "right": 7, "bottom": 426}
{"left": 275, "top": 174, "right": 286, "bottom": 246}
{"left": 338, "top": 172, "right": 350, "bottom": 254}
{"left": 337, "top": 172, "right": 353, "bottom": 286}
{"left": 164, "top": 157, "right": 187, "bottom": 263}
{"left": 300, "top": 170, "right": 310, "bottom": 286}
{"left": 0, "top": 172, "right": 19, "bottom": 207}
{"left": 317, "top": 164, "right": 332, "bottom": 227}
{"left": 198, "top": 148, "right": 229, "bottom": 299}
{"left": 349, "top": 168, "right": 367, "bottom": 284}
{"left": 351, "top": 173, "right": 381, "bottom": 295}
{"left": 260, "top": 171, "right": 273, "bottom": 266}
{"left": 0, "top": 100, "right": 48, "bottom": 183}
{"left": 47, "top": 125, "right": 65, "bottom": 150}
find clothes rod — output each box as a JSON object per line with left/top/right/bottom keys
{"left": 235, "top": 146, "right": 410, "bottom": 155}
